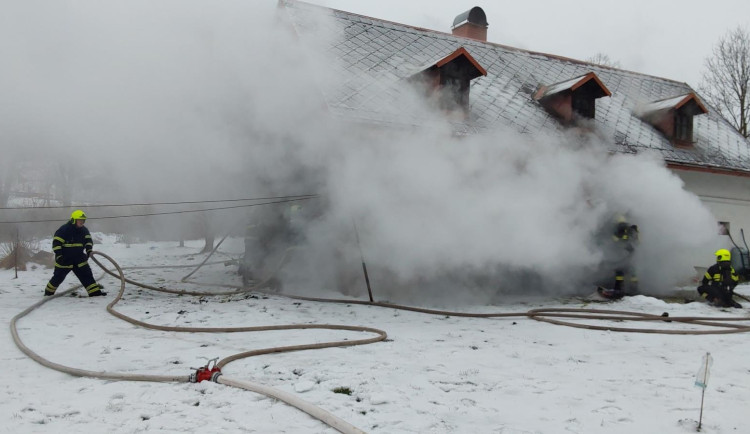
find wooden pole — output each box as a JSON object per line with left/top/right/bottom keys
{"left": 697, "top": 353, "right": 710, "bottom": 431}
{"left": 352, "top": 220, "right": 374, "bottom": 302}
{"left": 13, "top": 226, "right": 19, "bottom": 279}
{"left": 698, "top": 386, "right": 706, "bottom": 431}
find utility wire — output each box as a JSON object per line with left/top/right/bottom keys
{"left": 0, "top": 194, "right": 318, "bottom": 210}
{"left": 0, "top": 196, "right": 316, "bottom": 224}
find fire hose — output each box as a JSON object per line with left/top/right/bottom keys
{"left": 175, "top": 234, "right": 750, "bottom": 335}
{"left": 11, "top": 247, "right": 750, "bottom": 433}
{"left": 11, "top": 250, "right": 384, "bottom": 434}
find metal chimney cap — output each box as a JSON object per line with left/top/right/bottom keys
{"left": 452, "top": 7, "right": 488, "bottom": 28}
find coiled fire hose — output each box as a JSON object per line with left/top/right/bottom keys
{"left": 11, "top": 251, "right": 384, "bottom": 434}
{"left": 11, "top": 247, "right": 750, "bottom": 433}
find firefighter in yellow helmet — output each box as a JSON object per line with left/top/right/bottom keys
{"left": 44, "top": 210, "right": 106, "bottom": 297}
{"left": 697, "top": 248, "right": 741, "bottom": 308}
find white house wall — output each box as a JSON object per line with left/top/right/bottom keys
{"left": 673, "top": 167, "right": 750, "bottom": 254}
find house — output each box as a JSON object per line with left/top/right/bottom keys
{"left": 278, "top": 1, "right": 750, "bottom": 240}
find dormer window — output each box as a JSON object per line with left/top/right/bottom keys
{"left": 572, "top": 92, "right": 596, "bottom": 119}
{"left": 533, "top": 72, "right": 611, "bottom": 124}
{"left": 410, "top": 47, "right": 487, "bottom": 115}
{"left": 675, "top": 111, "right": 692, "bottom": 142}
{"left": 639, "top": 93, "right": 708, "bottom": 146}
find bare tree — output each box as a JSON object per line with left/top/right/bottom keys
{"left": 195, "top": 212, "right": 216, "bottom": 253}
{"left": 586, "top": 52, "right": 622, "bottom": 69}
{"left": 699, "top": 26, "right": 750, "bottom": 138}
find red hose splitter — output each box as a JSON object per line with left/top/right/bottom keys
{"left": 190, "top": 358, "right": 222, "bottom": 383}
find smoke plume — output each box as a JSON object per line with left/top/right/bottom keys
{"left": 0, "top": 1, "right": 719, "bottom": 304}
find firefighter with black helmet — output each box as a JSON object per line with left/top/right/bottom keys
{"left": 697, "top": 248, "right": 741, "bottom": 308}
{"left": 597, "top": 214, "right": 639, "bottom": 299}
{"left": 44, "top": 210, "right": 106, "bottom": 297}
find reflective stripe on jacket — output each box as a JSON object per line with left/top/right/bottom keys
{"left": 52, "top": 222, "right": 93, "bottom": 268}
{"left": 701, "top": 263, "right": 739, "bottom": 290}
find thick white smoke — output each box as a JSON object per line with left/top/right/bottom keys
{"left": 294, "top": 117, "right": 718, "bottom": 304}
{"left": 0, "top": 1, "right": 719, "bottom": 303}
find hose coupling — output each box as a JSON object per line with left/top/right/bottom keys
{"left": 189, "top": 357, "right": 222, "bottom": 383}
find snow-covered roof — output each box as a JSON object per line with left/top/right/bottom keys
{"left": 411, "top": 47, "right": 487, "bottom": 79}
{"left": 543, "top": 74, "right": 590, "bottom": 97}
{"left": 281, "top": 0, "right": 750, "bottom": 173}
{"left": 641, "top": 93, "right": 708, "bottom": 115}
{"left": 535, "top": 72, "right": 611, "bottom": 100}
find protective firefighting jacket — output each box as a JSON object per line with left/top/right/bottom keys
{"left": 52, "top": 221, "right": 94, "bottom": 268}
{"left": 702, "top": 263, "right": 739, "bottom": 291}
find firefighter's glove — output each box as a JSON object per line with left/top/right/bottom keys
{"left": 86, "top": 249, "right": 93, "bottom": 258}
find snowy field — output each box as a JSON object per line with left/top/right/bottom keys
{"left": 3, "top": 234, "right": 750, "bottom": 434}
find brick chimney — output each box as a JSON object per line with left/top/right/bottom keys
{"left": 451, "top": 7, "right": 488, "bottom": 41}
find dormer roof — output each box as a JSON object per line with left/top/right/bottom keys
{"left": 637, "top": 92, "right": 708, "bottom": 147}
{"left": 641, "top": 93, "right": 708, "bottom": 116}
{"left": 415, "top": 47, "right": 487, "bottom": 80}
{"left": 533, "top": 72, "right": 611, "bottom": 101}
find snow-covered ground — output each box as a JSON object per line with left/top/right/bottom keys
{"left": 3, "top": 234, "right": 750, "bottom": 433}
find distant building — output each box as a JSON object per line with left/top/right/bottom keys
{"left": 279, "top": 1, "right": 750, "bottom": 240}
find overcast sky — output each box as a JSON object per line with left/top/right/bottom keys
{"left": 305, "top": 0, "right": 750, "bottom": 88}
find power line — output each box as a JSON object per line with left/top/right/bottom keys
{"left": 0, "top": 194, "right": 318, "bottom": 210}
{"left": 0, "top": 196, "right": 317, "bottom": 224}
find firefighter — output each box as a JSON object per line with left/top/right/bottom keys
{"left": 597, "top": 215, "right": 639, "bottom": 299}
{"left": 44, "top": 210, "right": 106, "bottom": 297}
{"left": 697, "top": 249, "right": 741, "bottom": 308}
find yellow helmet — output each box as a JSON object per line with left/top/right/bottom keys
{"left": 70, "top": 209, "right": 87, "bottom": 221}
{"left": 715, "top": 248, "right": 731, "bottom": 262}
